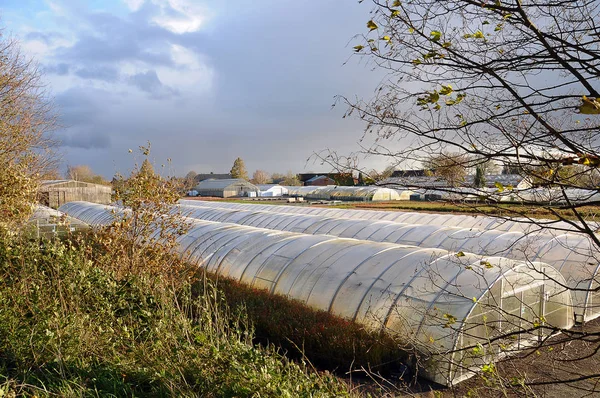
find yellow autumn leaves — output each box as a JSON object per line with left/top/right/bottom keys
{"left": 579, "top": 96, "right": 600, "bottom": 115}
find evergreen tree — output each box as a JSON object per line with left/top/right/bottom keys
{"left": 474, "top": 165, "right": 486, "bottom": 188}
{"left": 230, "top": 157, "right": 249, "bottom": 180}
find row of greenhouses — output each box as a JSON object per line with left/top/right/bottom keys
{"left": 60, "top": 201, "right": 575, "bottom": 386}
{"left": 176, "top": 203, "right": 600, "bottom": 322}
{"left": 179, "top": 199, "right": 582, "bottom": 233}
{"left": 283, "top": 185, "right": 409, "bottom": 201}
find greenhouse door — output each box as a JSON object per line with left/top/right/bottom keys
{"left": 500, "top": 278, "right": 546, "bottom": 349}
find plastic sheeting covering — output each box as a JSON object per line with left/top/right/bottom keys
{"left": 29, "top": 205, "right": 89, "bottom": 228}
{"left": 179, "top": 200, "right": 585, "bottom": 233}
{"left": 177, "top": 203, "right": 600, "bottom": 322}
{"left": 59, "top": 201, "right": 574, "bottom": 386}
{"left": 284, "top": 185, "right": 404, "bottom": 201}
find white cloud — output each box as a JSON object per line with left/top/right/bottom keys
{"left": 155, "top": 44, "right": 214, "bottom": 93}
{"left": 150, "top": 0, "right": 209, "bottom": 34}
{"left": 123, "top": 0, "right": 145, "bottom": 11}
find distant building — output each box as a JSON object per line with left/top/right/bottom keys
{"left": 305, "top": 175, "right": 336, "bottom": 186}
{"left": 391, "top": 169, "right": 428, "bottom": 178}
{"left": 298, "top": 173, "right": 356, "bottom": 186}
{"left": 38, "top": 180, "right": 112, "bottom": 209}
{"left": 258, "top": 184, "right": 288, "bottom": 197}
{"left": 194, "top": 179, "right": 259, "bottom": 198}
{"left": 194, "top": 173, "right": 232, "bottom": 183}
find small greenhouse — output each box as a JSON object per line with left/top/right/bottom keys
{"left": 60, "top": 201, "right": 574, "bottom": 386}
{"left": 285, "top": 186, "right": 324, "bottom": 197}
{"left": 27, "top": 205, "right": 89, "bottom": 237}
{"left": 179, "top": 201, "right": 600, "bottom": 322}
{"left": 257, "top": 184, "right": 288, "bottom": 197}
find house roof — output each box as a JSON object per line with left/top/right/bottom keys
{"left": 195, "top": 178, "right": 259, "bottom": 191}
{"left": 306, "top": 175, "right": 334, "bottom": 183}
{"left": 40, "top": 180, "right": 110, "bottom": 189}
{"left": 194, "top": 173, "right": 232, "bottom": 183}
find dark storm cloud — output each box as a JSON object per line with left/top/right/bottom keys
{"left": 58, "top": 129, "right": 111, "bottom": 149}
{"left": 11, "top": 0, "right": 387, "bottom": 177}
{"left": 55, "top": 5, "right": 183, "bottom": 68}
{"left": 74, "top": 65, "right": 120, "bottom": 82}
{"left": 44, "top": 62, "right": 70, "bottom": 76}
{"left": 177, "top": 0, "right": 380, "bottom": 119}
{"left": 128, "top": 70, "right": 178, "bottom": 99}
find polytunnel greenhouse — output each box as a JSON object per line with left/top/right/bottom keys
{"left": 27, "top": 205, "right": 89, "bottom": 237}
{"left": 179, "top": 199, "right": 583, "bottom": 233}
{"left": 60, "top": 201, "right": 575, "bottom": 386}
{"left": 283, "top": 185, "right": 405, "bottom": 201}
{"left": 177, "top": 203, "right": 600, "bottom": 322}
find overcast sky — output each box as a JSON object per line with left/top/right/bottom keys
{"left": 1, "top": 0, "right": 391, "bottom": 178}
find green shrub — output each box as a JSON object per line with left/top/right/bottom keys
{"left": 0, "top": 236, "right": 356, "bottom": 397}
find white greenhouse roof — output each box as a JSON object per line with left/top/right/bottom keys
{"left": 61, "top": 201, "right": 574, "bottom": 386}
{"left": 282, "top": 185, "right": 402, "bottom": 201}
{"left": 257, "top": 184, "right": 285, "bottom": 191}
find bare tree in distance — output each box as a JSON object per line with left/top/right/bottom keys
{"left": 422, "top": 152, "right": 471, "bottom": 187}
{"left": 282, "top": 171, "right": 302, "bottom": 186}
{"left": 251, "top": 169, "right": 272, "bottom": 185}
{"left": 66, "top": 164, "right": 108, "bottom": 185}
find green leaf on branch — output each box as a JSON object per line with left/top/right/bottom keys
{"left": 423, "top": 50, "right": 439, "bottom": 59}
{"left": 367, "top": 20, "right": 378, "bottom": 31}
{"left": 494, "top": 181, "right": 505, "bottom": 192}
{"left": 443, "top": 313, "right": 457, "bottom": 328}
{"left": 439, "top": 84, "right": 453, "bottom": 95}
{"left": 430, "top": 30, "right": 442, "bottom": 42}
{"left": 353, "top": 45, "right": 364, "bottom": 52}
{"left": 579, "top": 96, "right": 600, "bottom": 115}
{"left": 472, "top": 343, "right": 484, "bottom": 356}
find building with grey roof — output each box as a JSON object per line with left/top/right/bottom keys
{"left": 194, "top": 179, "right": 259, "bottom": 198}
